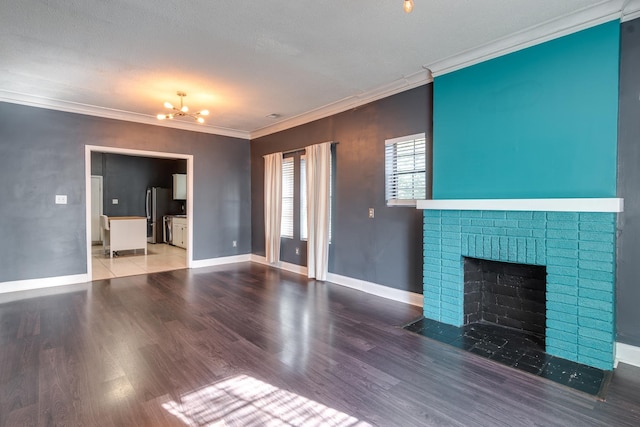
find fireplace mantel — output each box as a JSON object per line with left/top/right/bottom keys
{"left": 416, "top": 198, "right": 623, "bottom": 213}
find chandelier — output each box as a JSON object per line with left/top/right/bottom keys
{"left": 403, "top": 0, "right": 414, "bottom": 13}
{"left": 157, "top": 91, "right": 209, "bottom": 123}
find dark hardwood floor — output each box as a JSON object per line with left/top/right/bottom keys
{"left": 1, "top": 262, "right": 640, "bottom": 426}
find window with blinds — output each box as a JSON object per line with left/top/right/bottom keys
{"left": 281, "top": 156, "right": 294, "bottom": 238}
{"left": 384, "top": 133, "right": 427, "bottom": 206}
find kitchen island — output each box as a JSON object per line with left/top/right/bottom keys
{"left": 107, "top": 216, "right": 147, "bottom": 258}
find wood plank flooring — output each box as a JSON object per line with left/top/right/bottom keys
{"left": 1, "top": 262, "right": 640, "bottom": 426}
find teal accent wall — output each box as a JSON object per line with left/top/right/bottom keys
{"left": 433, "top": 21, "right": 620, "bottom": 199}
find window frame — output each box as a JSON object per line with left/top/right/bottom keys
{"left": 280, "top": 156, "right": 295, "bottom": 239}
{"left": 384, "top": 132, "right": 428, "bottom": 207}
{"left": 300, "top": 155, "right": 307, "bottom": 241}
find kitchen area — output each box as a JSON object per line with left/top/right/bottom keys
{"left": 90, "top": 152, "right": 189, "bottom": 280}
{"left": 160, "top": 173, "right": 188, "bottom": 249}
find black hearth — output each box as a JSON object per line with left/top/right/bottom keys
{"left": 403, "top": 256, "right": 611, "bottom": 396}
{"left": 403, "top": 317, "right": 609, "bottom": 396}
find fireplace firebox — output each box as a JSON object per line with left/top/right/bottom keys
{"left": 463, "top": 257, "right": 546, "bottom": 341}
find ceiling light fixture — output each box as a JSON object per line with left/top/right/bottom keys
{"left": 157, "top": 91, "right": 209, "bottom": 123}
{"left": 403, "top": 0, "right": 414, "bottom": 13}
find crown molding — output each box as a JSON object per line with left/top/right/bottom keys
{"left": 428, "top": 1, "right": 625, "bottom": 77}
{"left": 0, "top": 90, "right": 250, "bottom": 140}
{"left": 249, "top": 69, "right": 433, "bottom": 139}
{"left": 3, "top": 1, "right": 634, "bottom": 142}
{"left": 249, "top": 2, "right": 628, "bottom": 139}
{"left": 622, "top": 0, "right": 640, "bottom": 22}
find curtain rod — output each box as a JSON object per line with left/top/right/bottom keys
{"left": 282, "top": 141, "right": 339, "bottom": 156}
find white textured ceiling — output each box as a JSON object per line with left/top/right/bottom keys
{"left": 0, "top": 0, "right": 629, "bottom": 138}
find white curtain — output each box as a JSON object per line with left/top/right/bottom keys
{"left": 264, "top": 152, "right": 283, "bottom": 264}
{"left": 305, "top": 142, "right": 331, "bottom": 280}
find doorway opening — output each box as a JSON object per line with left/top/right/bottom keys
{"left": 85, "top": 145, "right": 194, "bottom": 280}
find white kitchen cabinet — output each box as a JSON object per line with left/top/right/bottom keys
{"left": 173, "top": 173, "right": 187, "bottom": 200}
{"left": 172, "top": 217, "right": 188, "bottom": 249}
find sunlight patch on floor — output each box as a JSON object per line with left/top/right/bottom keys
{"left": 162, "top": 374, "right": 370, "bottom": 426}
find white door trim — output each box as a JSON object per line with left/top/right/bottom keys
{"left": 84, "top": 145, "right": 195, "bottom": 279}
{"left": 90, "top": 175, "right": 103, "bottom": 243}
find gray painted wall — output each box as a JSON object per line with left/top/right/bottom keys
{"left": 617, "top": 18, "right": 640, "bottom": 347}
{"left": 91, "top": 152, "right": 185, "bottom": 217}
{"left": 251, "top": 85, "right": 431, "bottom": 293}
{"left": 0, "top": 102, "right": 251, "bottom": 284}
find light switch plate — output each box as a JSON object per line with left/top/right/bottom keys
{"left": 112, "top": 199, "right": 119, "bottom": 205}
{"left": 368, "top": 208, "right": 375, "bottom": 218}
{"left": 55, "top": 195, "right": 67, "bottom": 204}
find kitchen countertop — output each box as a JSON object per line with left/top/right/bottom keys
{"left": 109, "top": 216, "right": 147, "bottom": 220}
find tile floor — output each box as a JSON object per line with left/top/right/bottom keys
{"left": 92, "top": 242, "right": 187, "bottom": 280}
{"left": 405, "top": 317, "right": 611, "bottom": 397}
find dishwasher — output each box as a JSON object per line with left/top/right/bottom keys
{"left": 163, "top": 215, "right": 173, "bottom": 244}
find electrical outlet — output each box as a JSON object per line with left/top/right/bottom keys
{"left": 368, "top": 208, "right": 375, "bottom": 218}
{"left": 295, "top": 247, "right": 300, "bottom": 255}
{"left": 55, "top": 195, "right": 67, "bottom": 204}
{"left": 232, "top": 240, "right": 237, "bottom": 247}
{"left": 112, "top": 199, "right": 119, "bottom": 205}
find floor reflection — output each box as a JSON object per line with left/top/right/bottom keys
{"left": 275, "top": 280, "right": 334, "bottom": 371}
{"left": 162, "top": 374, "right": 370, "bottom": 426}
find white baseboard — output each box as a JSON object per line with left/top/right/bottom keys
{"left": 250, "top": 255, "right": 422, "bottom": 307}
{"left": 0, "top": 273, "right": 90, "bottom": 295}
{"left": 326, "top": 273, "right": 423, "bottom": 307}
{"left": 615, "top": 342, "right": 640, "bottom": 368}
{"left": 0, "top": 257, "right": 423, "bottom": 309}
{"left": 250, "top": 255, "right": 309, "bottom": 275}
{"left": 0, "top": 254, "right": 251, "bottom": 295}
{"left": 191, "top": 254, "right": 251, "bottom": 269}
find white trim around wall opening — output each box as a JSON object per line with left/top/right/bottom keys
{"left": 84, "top": 145, "right": 195, "bottom": 279}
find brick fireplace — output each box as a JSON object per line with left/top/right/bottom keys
{"left": 418, "top": 199, "right": 622, "bottom": 370}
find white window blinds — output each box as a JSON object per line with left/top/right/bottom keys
{"left": 281, "top": 157, "right": 294, "bottom": 238}
{"left": 385, "top": 133, "right": 427, "bottom": 206}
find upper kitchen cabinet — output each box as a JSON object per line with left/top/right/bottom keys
{"left": 173, "top": 173, "right": 187, "bottom": 200}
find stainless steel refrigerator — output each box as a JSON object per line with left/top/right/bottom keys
{"left": 145, "top": 187, "right": 175, "bottom": 243}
